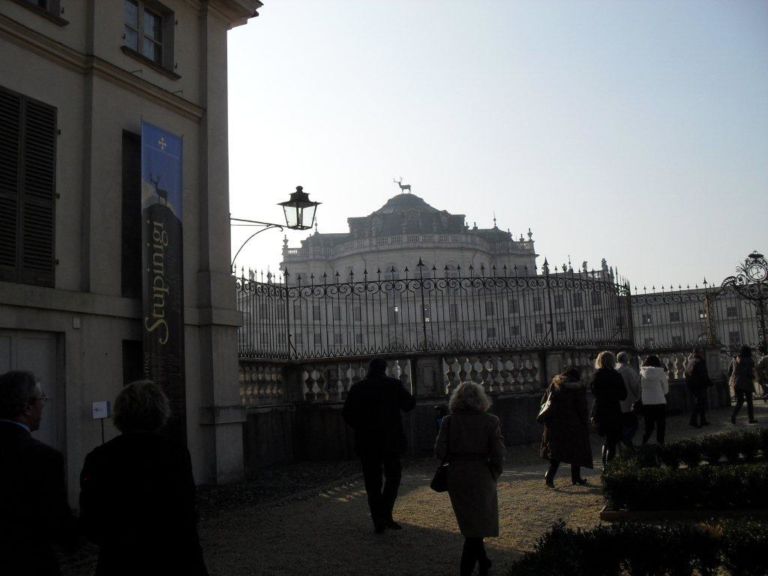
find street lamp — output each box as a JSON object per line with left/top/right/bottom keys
{"left": 721, "top": 251, "right": 768, "bottom": 353}
{"left": 230, "top": 185, "right": 320, "bottom": 271}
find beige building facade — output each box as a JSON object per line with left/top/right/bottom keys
{"left": 0, "top": 0, "right": 261, "bottom": 502}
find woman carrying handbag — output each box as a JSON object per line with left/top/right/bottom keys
{"left": 435, "top": 382, "right": 505, "bottom": 576}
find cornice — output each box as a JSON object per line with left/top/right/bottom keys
{"left": 0, "top": 12, "right": 204, "bottom": 121}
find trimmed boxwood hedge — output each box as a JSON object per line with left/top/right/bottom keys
{"left": 602, "top": 460, "right": 768, "bottom": 511}
{"left": 507, "top": 520, "right": 768, "bottom": 576}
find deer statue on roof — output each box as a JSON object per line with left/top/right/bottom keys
{"left": 393, "top": 177, "right": 411, "bottom": 193}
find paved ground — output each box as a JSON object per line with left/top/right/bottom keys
{"left": 62, "top": 402, "right": 768, "bottom": 576}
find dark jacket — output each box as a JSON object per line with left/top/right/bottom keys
{"left": 435, "top": 412, "right": 505, "bottom": 537}
{"left": 730, "top": 356, "right": 756, "bottom": 393}
{"left": 0, "top": 421, "right": 75, "bottom": 576}
{"left": 79, "top": 432, "right": 207, "bottom": 576}
{"left": 685, "top": 354, "right": 712, "bottom": 392}
{"left": 342, "top": 372, "right": 415, "bottom": 455}
{"left": 590, "top": 368, "right": 627, "bottom": 436}
{"left": 540, "top": 380, "right": 593, "bottom": 468}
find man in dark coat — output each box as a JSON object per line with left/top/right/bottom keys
{"left": 342, "top": 358, "right": 415, "bottom": 533}
{"left": 0, "top": 370, "right": 76, "bottom": 576}
{"left": 685, "top": 349, "right": 712, "bottom": 427}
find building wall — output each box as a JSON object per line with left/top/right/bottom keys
{"left": 0, "top": 0, "right": 261, "bottom": 502}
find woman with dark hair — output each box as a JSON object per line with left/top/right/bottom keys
{"left": 540, "top": 367, "right": 592, "bottom": 487}
{"left": 435, "top": 382, "right": 505, "bottom": 576}
{"left": 730, "top": 345, "right": 757, "bottom": 424}
{"left": 590, "top": 351, "right": 627, "bottom": 466}
{"left": 640, "top": 355, "right": 669, "bottom": 445}
{"left": 79, "top": 380, "right": 208, "bottom": 576}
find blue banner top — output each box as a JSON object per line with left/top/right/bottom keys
{"left": 141, "top": 121, "right": 183, "bottom": 218}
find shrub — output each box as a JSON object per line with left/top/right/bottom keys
{"left": 701, "top": 435, "right": 724, "bottom": 465}
{"left": 602, "top": 462, "right": 768, "bottom": 511}
{"left": 677, "top": 439, "right": 703, "bottom": 467}
{"left": 740, "top": 430, "right": 761, "bottom": 461}
{"left": 659, "top": 442, "right": 682, "bottom": 468}
{"left": 506, "top": 520, "right": 767, "bottom": 576}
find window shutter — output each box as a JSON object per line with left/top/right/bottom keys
{"left": 20, "top": 98, "right": 57, "bottom": 287}
{"left": 0, "top": 90, "right": 21, "bottom": 278}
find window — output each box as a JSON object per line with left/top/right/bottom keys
{"left": 388, "top": 306, "right": 400, "bottom": 324}
{"left": 556, "top": 321, "right": 567, "bottom": 332}
{"left": 669, "top": 311, "right": 681, "bottom": 323}
{"left": 486, "top": 327, "right": 497, "bottom": 339}
{"left": 449, "top": 303, "right": 460, "bottom": 321}
{"left": 593, "top": 317, "right": 604, "bottom": 329}
{"left": 575, "top": 319, "right": 585, "bottom": 331}
{"left": 485, "top": 301, "right": 495, "bottom": 317}
{"left": 15, "top": 0, "right": 66, "bottom": 23}
{"left": 728, "top": 331, "right": 741, "bottom": 346}
{"left": 355, "top": 333, "right": 363, "bottom": 345}
{"left": 508, "top": 298, "right": 519, "bottom": 314}
{"left": 0, "top": 87, "right": 57, "bottom": 287}
{"left": 644, "top": 337, "right": 655, "bottom": 347}
{"left": 123, "top": 0, "right": 175, "bottom": 72}
{"left": 671, "top": 335, "right": 683, "bottom": 347}
{"left": 423, "top": 305, "right": 431, "bottom": 322}
{"left": 313, "top": 333, "right": 322, "bottom": 347}
{"left": 353, "top": 306, "right": 362, "bottom": 322}
{"left": 312, "top": 306, "right": 321, "bottom": 321}
{"left": 333, "top": 333, "right": 343, "bottom": 345}
{"left": 698, "top": 309, "right": 707, "bottom": 320}
{"left": 535, "top": 323, "right": 544, "bottom": 334}
{"left": 533, "top": 296, "right": 543, "bottom": 312}
{"left": 642, "top": 313, "right": 653, "bottom": 325}
{"left": 553, "top": 294, "right": 565, "bottom": 309}
{"left": 293, "top": 333, "right": 303, "bottom": 347}
{"left": 572, "top": 293, "right": 583, "bottom": 308}
{"left": 726, "top": 306, "right": 738, "bottom": 318}
{"left": 510, "top": 325, "right": 521, "bottom": 336}
{"left": 332, "top": 306, "right": 341, "bottom": 321}
{"left": 292, "top": 303, "right": 302, "bottom": 320}
{"left": 591, "top": 291, "right": 602, "bottom": 306}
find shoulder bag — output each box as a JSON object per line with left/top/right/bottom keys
{"left": 430, "top": 417, "right": 450, "bottom": 493}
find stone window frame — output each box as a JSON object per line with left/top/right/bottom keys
{"left": 10, "top": 0, "right": 68, "bottom": 26}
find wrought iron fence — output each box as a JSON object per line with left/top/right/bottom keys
{"left": 631, "top": 285, "right": 761, "bottom": 354}
{"left": 236, "top": 264, "right": 633, "bottom": 360}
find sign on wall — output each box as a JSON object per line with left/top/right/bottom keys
{"left": 141, "top": 121, "right": 186, "bottom": 442}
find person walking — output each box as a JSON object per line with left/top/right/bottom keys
{"left": 616, "top": 351, "right": 642, "bottom": 450}
{"left": 730, "top": 345, "right": 757, "bottom": 424}
{"left": 342, "top": 358, "right": 416, "bottom": 533}
{"left": 540, "top": 367, "right": 592, "bottom": 487}
{"left": 0, "top": 370, "right": 76, "bottom": 576}
{"left": 640, "top": 355, "right": 669, "bottom": 445}
{"left": 685, "top": 349, "right": 712, "bottom": 428}
{"left": 79, "top": 380, "right": 208, "bottom": 576}
{"left": 590, "top": 351, "right": 627, "bottom": 466}
{"left": 435, "top": 382, "right": 505, "bottom": 576}
{"left": 754, "top": 345, "right": 768, "bottom": 401}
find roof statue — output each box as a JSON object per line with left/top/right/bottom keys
{"left": 393, "top": 177, "right": 411, "bottom": 194}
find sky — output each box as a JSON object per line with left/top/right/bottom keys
{"left": 227, "top": 0, "right": 768, "bottom": 291}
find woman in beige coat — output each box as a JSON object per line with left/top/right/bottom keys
{"left": 435, "top": 382, "right": 505, "bottom": 576}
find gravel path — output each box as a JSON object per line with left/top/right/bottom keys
{"left": 62, "top": 403, "right": 768, "bottom": 576}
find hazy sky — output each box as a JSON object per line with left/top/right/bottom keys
{"left": 228, "top": 0, "right": 768, "bottom": 290}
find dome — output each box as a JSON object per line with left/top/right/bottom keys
{"left": 370, "top": 193, "right": 440, "bottom": 215}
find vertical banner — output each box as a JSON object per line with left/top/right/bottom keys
{"left": 141, "top": 121, "right": 186, "bottom": 443}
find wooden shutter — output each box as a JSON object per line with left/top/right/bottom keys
{"left": 20, "top": 98, "right": 57, "bottom": 286}
{"left": 0, "top": 86, "right": 56, "bottom": 287}
{"left": 0, "top": 89, "right": 21, "bottom": 279}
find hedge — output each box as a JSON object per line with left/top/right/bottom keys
{"left": 507, "top": 520, "right": 768, "bottom": 576}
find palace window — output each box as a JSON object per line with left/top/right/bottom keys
{"left": 572, "top": 293, "right": 583, "bottom": 308}
{"left": 510, "top": 325, "right": 521, "bottom": 336}
{"left": 575, "top": 319, "right": 585, "bottom": 331}
{"left": 332, "top": 306, "right": 341, "bottom": 321}
{"left": 728, "top": 331, "right": 741, "bottom": 346}
{"left": 535, "top": 323, "right": 544, "bottom": 334}
{"left": 726, "top": 306, "right": 738, "bottom": 318}
{"left": 591, "top": 291, "right": 602, "bottom": 306}
{"left": 123, "top": 0, "right": 175, "bottom": 72}
{"left": 642, "top": 313, "right": 653, "bottom": 325}
{"left": 553, "top": 294, "right": 565, "bottom": 309}
{"left": 312, "top": 305, "right": 321, "bottom": 321}
{"left": 669, "top": 311, "right": 681, "bottom": 323}
{"left": 593, "top": 316, "right": 604, "bottom": 329}
{"left": 556, "top": 321, "right": 567, "bottom": 332}
{"left": 485, "top": 301, "right": 495, "bottom": 317}
{"left": 508, "top": 298, "right": 519, "bottom": 314}
{"left": 353, "top": 306, "right": 362, "bottom": 322}
{"left": 533, "top": 296, "right": 543, "bottom": 312}
{"left": 486, "top": 327, "right": 497, "bottom": 339}
{"left": 333, "top": 333, "right": 343, "bottom": 345}
{"left": 0, "top": 86, "right": 57, "bottom": 288}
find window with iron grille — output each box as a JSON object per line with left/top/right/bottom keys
{"left": 486, "top": 327, "right": 496, "bottom": 339}
{"left": 485, "top": 301, "right": 495, "bottom": 317}
{"left": 533, "top": 296, "right": 543, "bottom": 312}
{"left": 508, "top": 298, "right": 519, "bottom": 314}
{"left": 553, "top": 294, "right": 565, "bottom": 309}
{"left": 572, "top": 293, "right": 583, "bottom": 308}
{"left": 556, "top": 321, "right": 567, "bottom": 332}
{"left": 591, "top": 291, "right": 602, "bottom": 306}
{"left": 313, "top": 332, "right": 322, "bottom": 346}
{"left": 535, "top": 323, "right": 544, "bottom": 334}
{"left": 669, "top": 311, "right": 681, "bottom": 323}
{"left": 333, "top": 332, "right": 343, "bottom": 345}
{"left": 123, "top": 0, "right": 175, "bottom": 72}
{"left": 726, "top": 306, "right": 738, "bottom": 318}
{"left": 353, "top": 306, "right": 362, "bottom": 322}
{"left": 728, "top": 331, "right": 741, "bottom": 346}
{"left": 575, "top": 319, "right": 585, "bottom": 331}
{"left": 312, "top": 305, "right": 321, "bottom": 321}
{"left": 510, "top": 325, "right": 520, "bottom": 336}
{"left": 593, "top": 316, "right": 604, "bottom": 329}
{"left": 0, "top": 86, "right": 57, "bottom": 287}
{"left": 642, "top": 313, "right": 652, "bottom": 325}
{"left": 332, "top": 306, "right": 341, "bottom": 321}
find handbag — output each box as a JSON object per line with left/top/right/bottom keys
{"left": 536, "top": 389, "right": 553, "bottom": 424}
{"left": 430, "top": 417, "right": 451, "bottom": 493}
